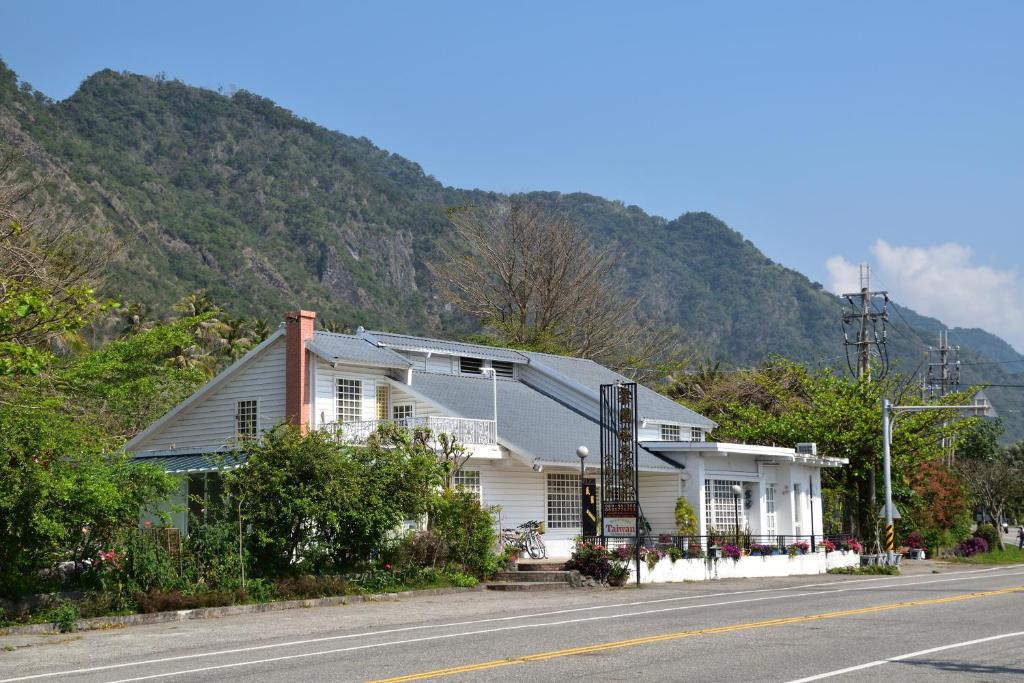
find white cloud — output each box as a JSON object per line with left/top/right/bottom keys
{"left": 825, "top": 240, "right": 1024, "bottom": 353}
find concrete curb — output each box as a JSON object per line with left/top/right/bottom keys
{"left": 0, "top": 585, "right": 484, "bottom": 636}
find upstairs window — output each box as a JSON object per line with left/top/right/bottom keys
{"left": 691, "top": 427, "right": 704, "bottom": 442}
{"left": 459, "top": 357, "right": 483, "bottom": 375}
{"left": 490, "top": 360, "right": 515, "bottom": 378}
{"left": 336, "top": 378, "right": 362, "bottom": 423}
{"left": 392, "top": 404, "right": 414, "bottom": 424}
{"left": 236, "top": 399, "right": 258, "bottom": 439}
{"left": 660, "top": 424, "right": 681, "bottom": 441}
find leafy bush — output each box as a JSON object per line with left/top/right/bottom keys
{"left": 973, "top": 524, "right": 1000, "bottom": 551}
{"left": 564, "top": 539, "right": 612, "bottom": 582}
{"left": 429, "top": 489, "right": 499, "bottom": 577}
{"left": 666, "top": 546, "right": 684, "bottom": 562}
{"left": 674, "top": 497, "right": 698, "bottom": 537}
{"left": 640, "top": 547, "right": 664, "bottom": 570}
{"left": 228, "top": 424, "right": 442, "bottom": 576}
{"left": 957, "top": 536, "right": 989, "bottom": 557}
{"left": 905, "top": 531, "right": 925, "bottom": 550}
{"left": 135, "top": 588, "right": 246, "bottom": 613}
{"left": 607, "top": 562, "right": 630, "bottom": 586}
{"left": 828, "top": 565, "right": 900, "bottom": 575}
{"left": 185, "top": 515, "right": 247, "bottom": 590}
{"left": 46, "top": 601, "right": 80, "bottom": 633}
{"left": 397, "top": 530, "right": 449, "bottom": 569}
{"left": 443, "top": 571, "right": 478, "bottom": 588}
{"left": 273, "top": 575, "right": 349, "bottom": 600}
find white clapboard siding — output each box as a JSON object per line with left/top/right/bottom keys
{"left": 311, "top": 359, "right": 392, "bottom": 426}
{"left": 474, "top": 459, "right": 546, "bottom": 530}
{"left": 388, "top": 384, "right": 445, "bottom": 417}
{"left": 132, "top": 338, "right": 287, "bottom": 452}
{"left": 401, "top": 353, "right": 428, "bottom": 371}
{"left": 425, "top": 354, "right": 454, "bottom": 374}
{"left": 639, "top": 472, "right": 682, "bottom": 532}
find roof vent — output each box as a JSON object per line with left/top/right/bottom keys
{"left": 795, "top": 442, "right": 817, "bottom": 456}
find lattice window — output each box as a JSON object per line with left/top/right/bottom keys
{"left": 376, "top": 384, "right": 389, "bottom": 420}
{"left": 660, "top": 424, "right": 681, "bottom": 441}
{"left": 704, "top": 479, "right": 744, "bottom": 532}
{"left": 546, "top": 473, "right": 580, "bottom": 529}
{"left": 392, "top": 404, "right": 413, "bottom": 426}
{"left": 336, "top": 378, "right": 362, "bottom": 423}
{"left": 691, "top": 427, "right": 705, "bottom": 442}
{"left": 453, "top": 469, "right": 482, "bottom": 502}
{"left": 765, "top": 484, "right": 777, "bottom": 537}
{"left": 236, "top": 400, "right": 258, "bottom": 439}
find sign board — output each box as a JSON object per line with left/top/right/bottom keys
{"left": 603, "top": 501, "right": 637, "bottom": 518}
{"left": 878, "top": 504, "right": 902, "bottom": 520}
{"left": 603, "top": 517, "right": 638, "bottom": 537}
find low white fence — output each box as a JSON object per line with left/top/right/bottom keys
{"left": 624, "top": 550, "right": 861, "bottom": 583}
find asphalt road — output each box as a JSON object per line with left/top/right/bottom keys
{"left": 2, "top": 562, "right": 1023, "bottom": 682}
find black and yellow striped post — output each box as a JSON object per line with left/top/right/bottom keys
{"left": 885, "top": 524, "right": 895, "bottom": 552}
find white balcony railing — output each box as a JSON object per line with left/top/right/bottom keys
{"left": 320, "top": 416, "right": 497, "bottom": 446}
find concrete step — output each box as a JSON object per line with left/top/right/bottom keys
{"left": 484, "top": 582, "right": 572, "bottom": 592}
{"left": 515, "top": 562, "right": 565, "bottom": 572}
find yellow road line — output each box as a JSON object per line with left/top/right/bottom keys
{"left": 369, "top": 585, "right": 1024, "bottom": 683}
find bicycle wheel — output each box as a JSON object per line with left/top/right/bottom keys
{"left": 526, "top": 532, "right": 546, "bottom": 559}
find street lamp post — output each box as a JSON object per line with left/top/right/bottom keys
{"left": 731, "top": 484, "right": 742, "bottom": 546}
{"left": 881, "top": 398, "right": 987, "bottom": 563}
{"left": 576, "top": 446, "right": 589, "bottom": 538}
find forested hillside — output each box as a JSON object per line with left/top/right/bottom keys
{"left": 1, "top": 60, "right": 1021, "bottom": 438}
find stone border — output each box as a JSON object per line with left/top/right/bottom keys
{"left": 0, "top": 585, "right": 484, "bottom": 636}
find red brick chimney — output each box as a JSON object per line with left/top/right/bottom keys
{"left": 285, "top": 310, "right": 316, "bottom": 432}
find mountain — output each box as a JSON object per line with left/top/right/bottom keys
{"left": 2, "top": 61, "right": 1022, "bottom": 440}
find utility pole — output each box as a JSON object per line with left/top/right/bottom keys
{"left": 924, "top": 330, "right": 960, "bottom": 400}
{"left": 842, "top": 264, "right": 889, "bottom": 382}
{"left": 840, "top": 263, "right": 889, "bottom": 543}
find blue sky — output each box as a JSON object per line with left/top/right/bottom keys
{"left": 3, "top": 2, "right": 1023, "bottom": 348}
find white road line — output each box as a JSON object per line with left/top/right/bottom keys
{"left": 786, "top": 630, "right": 1024, "bottom": 682}
{"left": 2, "top": 564, "right": 1021, "bottom": 683}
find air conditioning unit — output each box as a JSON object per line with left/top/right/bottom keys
{"left": 795, "top": 442, "right": 817, "bottom": 456}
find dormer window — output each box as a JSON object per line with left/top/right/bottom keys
{"left": 491, "top": 360, "right": 515, "bottom": 378}
{"left": 660, "top": 424, "right": 681, "bottom": 441}
{"left": 459, "top": 357, "right": 483, "bottom": 375}
{"left": 691, "top": 427, "right": 704, "bottom": 442}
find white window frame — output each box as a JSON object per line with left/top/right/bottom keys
{"left": 336, "top": 378, "right": 363, "bottom": 424}
{"left": 764, "top": 484, "right": 777, "bottom": 538}
{"left": 392, "top": 403, "right": 414, "bottom": 426}
{"left": 704, "top": 479, "right": 745, "bottom": 533}
{"left": 660, "top": 424, "right": 681, "bottom": 441}
{"left": 546, "top": 472, "right": 580, "bottom": 529}
{"left": 236, "top": 399, "right": 259, "bottom": 439}
{"left": 452, "top": 469, "right": 482, "bottom": 502}
{"left": 690, "top": 427, "right": 704, "bottom": 442}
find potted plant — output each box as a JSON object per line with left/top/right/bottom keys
{"left": 608, "top": 562, "right": 630, "bottom": 587}
{"left": 821, "top": 539, "right": 836, "bottom": 554}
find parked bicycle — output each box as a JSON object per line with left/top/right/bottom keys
{"left": 501, "top": 520, "right": 547, "bottom": 559}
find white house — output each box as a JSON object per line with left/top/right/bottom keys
{"left": 127, "top": 310, "right": 846, "bottom": 558}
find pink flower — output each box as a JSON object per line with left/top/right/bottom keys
{"left": 143, "top": 520, "right": 153, "bottom": 529}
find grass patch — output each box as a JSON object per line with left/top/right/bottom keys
{"left": 827, "top": 565, "right": 900, "bottom": 575}
{"left": 949, "top": 546, "right": 1024, "bottom": 565}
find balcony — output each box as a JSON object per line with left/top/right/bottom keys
{"left": 321, "top": 416, "right": 497, "bottom": 446}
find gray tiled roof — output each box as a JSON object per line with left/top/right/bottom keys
{"left": 309, "top": 331, "right": 412, "bottom": 368}
{"left": 519, "top": 351, "right": 716, "bottom": 429}
{"left": 131, "top": 452, "right": 247, "bottom": 474}
{"left": 407, "top": 371, "right": 679, "bottom": 472}
{"left": 365, "top": 331, "right": 528, "bottom": 363}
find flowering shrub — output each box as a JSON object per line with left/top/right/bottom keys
{"left": 821, "top": 539, "right": 836, "bottom": 554}
{"left": 905, "top": 531, "right": 925, "bottom": 550}
{"left": 750, "top": 544, "right": 774, "bottom": 557}
{"left": 612, "top": 545, "right": 634, "bottom": 562}
{"left": 787, "top": 541, "right": 810, "bottom": 556}
{"left": 956, "top": 536, "right": 988, "bottom": 557}
{"left": 640, "top": 547, "right": 665, "bottom": 570}
{"left": 564, "top": 539, "right": 612, "bottom": 582}
{"left": 840, "top": 538, "right": 862, "bottom": 553}
{"left": 666, "top": 546, "right": 684, "bottom": 563}
{"left": 721, "top": 544, "right": 741, "bottom": 561}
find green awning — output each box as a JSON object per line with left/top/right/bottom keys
{"left": 131, "top": 452, "right": 247, "bottom": 474}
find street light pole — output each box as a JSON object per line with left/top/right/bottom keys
{"left": 576, "top": 446, "right": 589, "bottom": 538}
{"left": 881, "top": 399, "right": 986, "bottom": 564}
{"left": 731, "top": 484, "right": 742, "bottom": 545}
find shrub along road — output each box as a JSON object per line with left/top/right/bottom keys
{"left": 1, "top": 562, "right": 1023, "bottom": 682}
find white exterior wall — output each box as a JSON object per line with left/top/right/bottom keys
{"left": 310, "top": 359, "right": 393, "bottom": 427}
{"left": 639, "top": 472, "right": 682, "bottom": 532}
{"left": 132, "top": 338, "right": 287, "bottom": 452}
{"left": 628, "top": 550, "right": 860, "bottom": 583}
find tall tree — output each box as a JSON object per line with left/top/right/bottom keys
{"left": 432, "top": 197, "right": 688, "bottom": 381}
